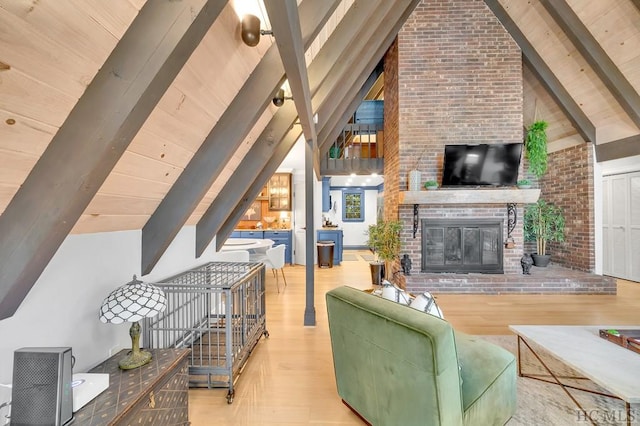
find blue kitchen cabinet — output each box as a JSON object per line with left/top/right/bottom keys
{"left": 317, "top": 229, "right": 343, "bottom": 265}
{"left": 322, "top": 177, "right": 331, "bottom": 212}
{"left": 230, "top": 231, "right": 242, "bottom": 238}
{"left": 264, "top": 230, "right": 292, "bottom": 264}
{"left": 240, "top": 230, "right": 264, "bottom": 239}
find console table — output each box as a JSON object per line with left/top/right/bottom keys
{"left": 73, "top": 348, "right": 190, "bottom": 425}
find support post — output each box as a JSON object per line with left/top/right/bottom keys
{"left": 304, "top": 139, "right": 316, "bottom": 326}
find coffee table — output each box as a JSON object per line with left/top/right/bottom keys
{"left": 509, "top": 325, "right": 640, "bottom": 426}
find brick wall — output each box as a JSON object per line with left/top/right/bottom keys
{"left": 538, "top": 143, "right": 595, "bottom": 272}
{"left": 383, "top": 38, "right": 400, "bottom": 223}
{"left": 383, "top": 0, "right": 524, "bottom": 288}
{"left": 396, "top": 0, "right": 523, "bottom": 187}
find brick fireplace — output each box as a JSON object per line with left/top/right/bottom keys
{"left": 422, "top": 218, "right": 503, "bottom": 274}
{"left": 381, "top": 0, "right": 613, "bottom": 294}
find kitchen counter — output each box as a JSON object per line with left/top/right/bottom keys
{"left": 229, "top": 229, "right": 292, "bottom": 263}
{"left": 235, "top": 228, "right": 292, "bottom": 231}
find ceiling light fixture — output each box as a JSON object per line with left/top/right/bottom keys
{"left": 241, "top": 14, "right": 272, "bottom": 47}
{"left": 272, "top": 88, "right": 294, "bottom": 107}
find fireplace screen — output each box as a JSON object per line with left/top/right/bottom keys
{"left": 421, "top": 219, "right": 503, "bottom": 273}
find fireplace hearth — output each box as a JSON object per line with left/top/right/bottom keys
{"left": 421, "top": 219, "right": 503, "bottom": 273}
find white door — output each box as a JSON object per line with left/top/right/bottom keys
{"left": 630, "top": 173, "right": 640, "bottom": 281}
{"left": 602, "top": 172, "right": 640, "bottom": 281}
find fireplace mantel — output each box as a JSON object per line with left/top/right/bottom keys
{"left": 399, "top": 188, "right": 540, "bottom": 205}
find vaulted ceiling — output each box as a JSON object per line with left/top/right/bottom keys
{"left": 0, "top": 0, "right": 639, "bottom": 319}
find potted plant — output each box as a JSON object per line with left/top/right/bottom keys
{"left": 423, "top": 180, "right": 438, "bottom": 190}
{"left": 523, "top": 199, "right": 566, "bottom": 267}
{"left": 525, "top": 120, "right": 548, "bottom": 179}
{"left": 366, "top": 219, "right": 402, "bottom": 284}
{"left": 517, "top": 179, "right": 532, "bottom": 189}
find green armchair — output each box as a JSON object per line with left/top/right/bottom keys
{"left": 326, "top": 286, "right": 516, "bottom": 425}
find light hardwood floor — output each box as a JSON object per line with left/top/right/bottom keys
{"left": 189, "top": 250, "right": 640, "bottom": 425}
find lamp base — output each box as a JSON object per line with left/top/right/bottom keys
{"left": 118, "top": 349, "right": 152, "bottom": 370}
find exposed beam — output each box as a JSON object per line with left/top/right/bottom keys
{"left": 310, "top": 4, "right": 397, "bottom": 126}
{"left": 141, "top": 0, "right": 339, "bottom": 274}
{"left": 197, "top": 0, "right": 387, "bottom": 254}
{"left": 367, "top": 72, "right": 385, "bottom": 100}
{"left": 540, "top": 0, "right": 640, "bottom": 129}
{"left": 142, "top": 46, "right": 284, "bottom": 274}
{"left": 595, "top": 134, "right": 640, "bottom": 162}
{"left": 216, "top": 128, "right": 302, "bottom": 246}
{"left": 217, "top": 0, "right": 421, "bottom": 245}
{"left": 318, "top": 1, "right": 419, "bottom": 149}
{"left": 0, "top": 0, "right": 225, "bottom": 320}
{"left": 265, "top": 0, "right": 317, "bottom": 147}
{"left": 197, "top": 101, "right": 298, "bottom": 254}
{"left": 484, "top": 0, "right": 596, "bottom": 143}
{"left": 319, "top": 65, "right": 383, "bottom": 153}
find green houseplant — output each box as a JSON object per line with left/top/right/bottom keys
{"left": 525, "top": 120, "right": 548, "bottom": 179}
{"left": 423, "top": 180, "right": 438, "bottom": 190}
{"left": 366, "top": 219, "right": 402, "bottom": 283}
{"left": 517, "top": 179, "right": 531, "bottom": 189}
{"left": 524, "top": 199, "right": 566, "bottom": 267}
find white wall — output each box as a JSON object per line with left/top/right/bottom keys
{"left": 0, "top": 226, "right": 218, "bottom": 387}
{"left": 327, "top": 188, "right": 380, "bottom": 247}
{"left": 600, "top": 154, "right": 640, "bottom": 176}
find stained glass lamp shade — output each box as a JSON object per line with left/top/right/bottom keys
{"left": 99, "top": 275, "right": 166, "bottom": 369}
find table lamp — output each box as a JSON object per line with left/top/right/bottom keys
{"left": 99, "top": 275, "right": 166, "bottom": 370}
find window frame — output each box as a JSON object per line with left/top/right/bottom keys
{"left": 342, "top": 189, "right": 365, "bottom": 222}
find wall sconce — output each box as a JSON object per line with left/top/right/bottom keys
{"left": 99, "top": 275, "right": 166, "bottom": 370}
{"left": 241, "top": 14, "right": 272, "bottom": 47}
{"left": 272, "top": 88, "right": 294, "bottom": 107}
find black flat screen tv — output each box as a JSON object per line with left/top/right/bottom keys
{"left": 441, "top": 143, "right": 523, "bottom": 187}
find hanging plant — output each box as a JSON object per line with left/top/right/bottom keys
{"left": 525, "top": 120, "right": 548, "bottom": 179}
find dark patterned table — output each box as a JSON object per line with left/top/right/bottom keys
{"left": 74, "top": 348, "right": 190, "bottom": 425}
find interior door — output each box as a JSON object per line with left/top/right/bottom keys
{"left": 629, "top": 173, "right": 640, "bottom": 281}
{"left": 610, "top": 175, "right": 628, "bottom": 278}
{"left": 603, "top": 172, "right": 640, "bottom": 282}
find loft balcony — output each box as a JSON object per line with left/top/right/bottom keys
{"left": 320, "top": 101, "right": 384, "bottom": 176}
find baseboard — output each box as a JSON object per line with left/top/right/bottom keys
{"left": 343, "top": 245, "right": 371, "bottom": 250}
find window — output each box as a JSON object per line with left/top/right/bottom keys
{"left": 342, "top": 189, "right": 364, "bottom": 222}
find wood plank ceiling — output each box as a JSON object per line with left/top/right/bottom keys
{"left": 0, "top": 0, "right": 639, "bottom": 317}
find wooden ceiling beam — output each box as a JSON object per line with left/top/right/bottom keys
{"left": 0, "top": 0, "right": 226, "bottom": 320}
{"left": 366, "top": 72, "right": 385, "bottom": 100}
{"left": 484, "top": 0, "right": 596, "bottom": 143}
{"left": 265, "top": 0, "right": 317, "bottom": 148}
{"left": 215, "top": 0, "right": 421, "bottom": 248}
{"left": 141, "top": 0, "right": 340, "bottom": 274}
{"left": 319, "top": 64, "right": 383, "bottom": 154}
{"left": 197, "top": 0, "right": 387, "bottom": 254}
{"left": 540, "top": 0, "right": 640, "bottom": 129}
{"left": 311, "top": 6, "right": 396, "bottom": 130}
{"left": 595, "top": 134, "right": 640, "bottom": 162}
{"left": 317, "top": 0, "right": 420, "bottom": 150}
{"left": 216, "top": 128, "right": 302, "bottom": 247}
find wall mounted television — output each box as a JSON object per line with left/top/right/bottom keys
{"left": 441, "top": 143, "right": 523, "bottom": 187}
